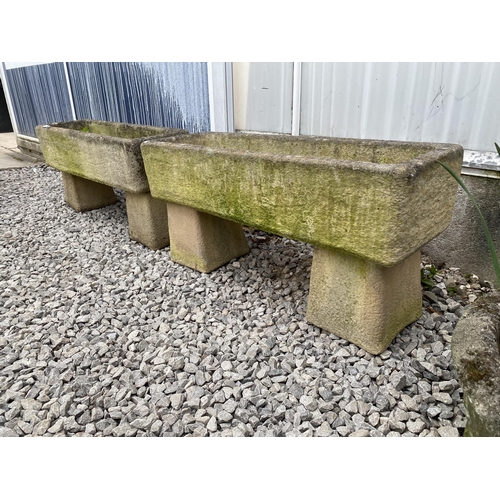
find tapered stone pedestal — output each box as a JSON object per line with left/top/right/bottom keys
{"left": 62, "top": 172, "right": 117, "bottom": 211}
{"left": 167, "top": 202, "right": 249, "bottom": 272}
{"left": 126, "top": 192, "right": 170, "bottom": 250}
{"left": 307, "top": 247, "right": 422, "bottom": 354}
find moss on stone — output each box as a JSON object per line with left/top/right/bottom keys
{"left": 50, "top": 119, "right": 182, "bottom": 140}
{"left": 142, "top": 133, "right": 463, "bottom": 266}
{"left": 452, "top": 292, "right": 500, "bottom": 436}
{"left": 36, "top": 121, "right": 187, "bottom": 193}
{"left": 163, "top": 132, "right": 434, "bottom": 163}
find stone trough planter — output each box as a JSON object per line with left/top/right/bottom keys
{"left": 141, "top": 132, "right": 463, "bottom": 354}
{"left": 36, "top": 120, "right": 188, "bottom": 250}
{"left": 452, "top": 292, "right": 500, "bottom": 436}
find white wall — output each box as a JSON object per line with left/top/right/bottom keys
{"left": 233, "top": 62, "right": 293, "bottom": 134}
{"left": 233, "top": 62, "right": 500, "bottom": 152}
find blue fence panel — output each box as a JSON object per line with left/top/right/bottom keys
{"left": 67, "top": 62, "right": 210, "bottom": 133}
{"left": 4, "top": 63, "right": 74, "bottom": 137}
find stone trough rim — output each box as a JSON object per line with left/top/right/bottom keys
{"left": 142, "top": 132, "right": 464, "bottom": 179}
{"left": 38, "top": 119, "right": 189, "bottom": 150}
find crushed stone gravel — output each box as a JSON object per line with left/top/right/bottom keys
{"left": 1, "top": 165, "right": 492, "bottom": 437}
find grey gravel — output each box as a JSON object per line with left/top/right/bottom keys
{"left": 0, "top": 165, "right": 491, "bottom": 437}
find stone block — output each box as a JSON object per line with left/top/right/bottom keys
{"left": 452, "top": 292, "right": 500, "bottom": 436}
{"left": 142, "top": 133, "right": 463, "bottom": 266}
{"left": 36, "top": 120, "right": 187, "bottom": 193}
{"left": 166, "top": 202, "right": 249, "bottom": 272}
{"left": 36, "top": 120, "right": 188, "bottom": 249}
{"left": 62, "top": 172, "right": 117, "bottom": 212}
{"left": 306, "top": 248, "right": 422, "bottom": 354}
{"left": 125, "top": 191, "right": 169, "bottom": 250}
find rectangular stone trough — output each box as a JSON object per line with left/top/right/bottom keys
{"left": 141, "top": 133, "right": 463, "bottom": 354}
{"left": 36, "top": 120, "right": 188, "bottom": 250}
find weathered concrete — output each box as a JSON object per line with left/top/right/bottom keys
{"left": 166, "top": 202, "right": 250, "bottom": 272}
{"left": 62, "top": 172, "right": 117, "bottom": 211}
{"left": 126, "top": 192, "right": 170, "bottom": 250}
{"left": 141, "top": 132, "right": 463, "bottom": 353}
{"left": 142, "top": 133, "right": 463, "bottom": 266}
{"left": 36, "top": 120, "right": 188, "bottom": 249}
{"left": 452, "top": 292, "right": 500, "bottom": 436}
{"left": 423, "top": 174, "right": 500, "bottom": 284}
{"left": 36, "top": 120, "right": 187, "bottom": 193}
{"left": 307, "top": 249, "right": 422, "bottom": 355}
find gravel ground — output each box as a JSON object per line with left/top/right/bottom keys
{"left": 0, "top": 165, "right": 492, "bottom": 437}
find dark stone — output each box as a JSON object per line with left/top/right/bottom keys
{"left": 423, "top": 291, "right": 439, "bottom": 304}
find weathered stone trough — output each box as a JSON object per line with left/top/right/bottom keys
{"left": 452, "top": 292, "right": 500, "bottom": 436}
{"left": 141, "top": 132, "right": 463, "bottom": 354}
{"left": 36, "top": 120, "right": 188, "bottom": 250}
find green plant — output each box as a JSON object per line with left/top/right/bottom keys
{"left": 437, "top": 142, "right": 500, "bottom": 290}
{"left": 421, "top": 264, "right": 439, "bottom": 289}
{"left": 82, "top": 126, "right": 90, "bottom": 133}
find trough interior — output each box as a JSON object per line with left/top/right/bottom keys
{"left": 164, "top": 133, "right": 436, "bottom": 164}
{"left": 52, "top": 120, "right": 171, "bottom": 140}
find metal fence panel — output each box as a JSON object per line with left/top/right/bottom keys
{"left": 233, "top": 62, "right": 293, "bottom": 134}
{"left": 4, "top": 62, "right": 73, "bottom": 137}
{"left": 299, "top": 62, "right": 500, "bottom": 151}
{"left": 3, "top": 62, "right": 211, "bottom": 138}
{"left": 67, "top": 62, "right": 210, "bottom": 133}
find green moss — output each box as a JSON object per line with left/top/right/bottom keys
{"left": 169, "top": 133, "right": 433, "bottom": 163}
{"left": 36, "top": 121, "right": 187, "bottom": 192}
{"left": 144, "top": 144, "right": 401, "bottom": 264}
{"left": 52, "top": 120, "right": 178, "bottom": 140}
{"left": 38, "top": 128, "right": 91, "bottom": 179}
{"left": 170, "top": 245, "right": 213, "bottom": 273}
{"left": 462, "top": 345, "right": 498, "bottom": 386}
{"left": 142, "top": 134, "right": 462, "bottom": 266}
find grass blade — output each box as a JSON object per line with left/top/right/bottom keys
{"left": 438, "top": 160, "right": 500, "bottom": 290}
{"left": 496, "top": 142, "right": 500, "bottom": 157}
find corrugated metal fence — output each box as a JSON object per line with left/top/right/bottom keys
{"left": 4, "top": 62, "right": 500, "bottom": 151}
{"left": 3, "top": 62, "right": 211, "bottom": 138}
{"left": 233, "top": 62, "right": 500, "bottom": 152}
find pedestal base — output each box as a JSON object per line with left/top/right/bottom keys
{"left": 167, "top": 202, "right": 250, "bottom": 272}
{"left": 306, "top": 247, "right": 422, "bottom": 354}
{"left": 126, "top": 191, "right": 170, "bottom": 250}
{"left": 62, "top": 172, "right": 117, "bottom": 212}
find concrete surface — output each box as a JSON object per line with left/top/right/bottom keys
{"left": 0, "top": 132, "right": 42, "bottom": 169}
{"left": 126, "top": 191, "right": 170, "bottom": 251}
{"left": 36, "top": 120, "right": 188, "bottom": 193}
{"left": 166, "top": 201, "right": 249, "bottom": 272}
{"left": 142, "top": 133, "right": 463, "bottom": 267}
{"left": 61, "top": 171, "right": 117, "bottom": 211}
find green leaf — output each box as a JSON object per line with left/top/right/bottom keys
{"left": 437, "top": 159, "right": 500, "bottom": 290}
{"left": 420, "top": 268, "right": 436, "bottom": 289}
{"left": 496, "top": 142, "right": 500, "bottom": 157}
{"left": 428, "top": 264, "right": 438, "bottom": 278}
{"left": 421, "top": 278, "right": 436, "bottom": 289}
